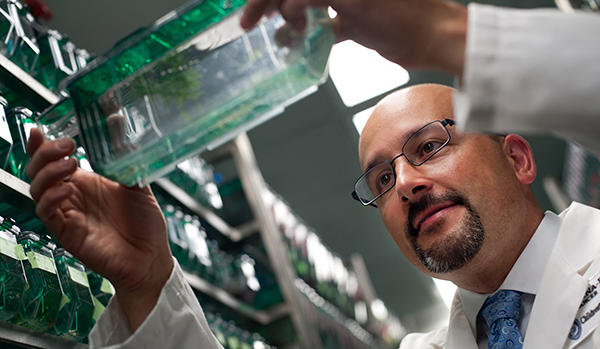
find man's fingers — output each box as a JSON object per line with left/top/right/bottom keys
{"left": 35, "top": 183, "right": 70, "bottom": 232}
{"left": 26, "top": 138, "right": 75, "bottom": 181}
{"left": 26, "top": 128, "right": 45, "bottom": 157}
{"left": 240, "top": 0, "right": 274, "bottom": 30}
{"left": 29, "top": 158, "right": 78, "bottom": 202}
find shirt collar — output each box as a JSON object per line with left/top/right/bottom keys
{"left": 456, "top": 211, "right": 562, "bottom": 333}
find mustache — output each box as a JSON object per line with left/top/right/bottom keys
{"left": 406, "top": 190, "right": 468, "bottom": 237}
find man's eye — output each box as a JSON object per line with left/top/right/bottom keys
{"left": 421, "top": 140, "right": 443, "bottom": 155}
{"left": 378, "top": 173, "right": 392, "bottom": 187}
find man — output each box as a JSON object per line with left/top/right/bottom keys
{"left": 353, "top": 84, "right": 600, "bottom": 348}
{"left": 25, "top": 0, "right": 600, "bottom": 347}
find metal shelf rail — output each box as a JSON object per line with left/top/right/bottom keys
{"left": 183, "top": 271, "right": 289, "bottom": 325}
{"left": 0, "top": 168, "right": 35, "bottom": 214}
{"left": 230, "top": 133, "right": 323, "bottom": 348}
{"left": 0, "top": 321, "right": 86, "bottom": 349}
{"left": 0, "top": 54, "right": 59, "bottom": 110}
{"left": 154, "top": 178, "right": 257, "bottom": 242}
{"left": 295, "top": 278, "right": 380, "bottom": 349}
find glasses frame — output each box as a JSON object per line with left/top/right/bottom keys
{"left": 351, "top": 118, "right": 455, "bottom": 207}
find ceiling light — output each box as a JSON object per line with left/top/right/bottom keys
{"left": 329, "top": 40, "right": 409, "bottom": 107}
{"left": 352, "top": 106, "right": 375, "bottom": 135}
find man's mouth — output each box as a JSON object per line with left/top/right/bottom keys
{"left": 412, "top": 203, "right": 458, "bottom": 233}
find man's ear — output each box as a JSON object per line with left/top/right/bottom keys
{"left": 502, "top": 134, "right": 536, "bottom": 185}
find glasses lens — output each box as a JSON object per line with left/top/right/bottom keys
{"left": 355, "top": 162, "right": 395, "bottom": 204}
{"left": 403, "top": 121, "right": 450, "bottom": 165}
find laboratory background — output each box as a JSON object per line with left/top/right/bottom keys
{"left": 0, "top": 0, "right": 597, "bottom": 348}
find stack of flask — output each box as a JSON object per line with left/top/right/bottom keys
{"left": 162, "top": 203, "right": 282, "bottom": 309}
{"left": 0, "top": 95, "right": 93, "bottom": 181}
{"left": 0, "top": 214, "right": 114, "bottom": 342}
{"left": 206, "top": 312, "right": 274, "bottom": 349}
{"left": 266, "top": 190, "right": 408, "bottom": 347}
{"left": 265, "top": 191, "right": 367, "bottom": 322}
{"left": 29, "top": 0, "right": 334, "bottom": 188}
{"left": 167, "top": 156, "right": 224, "bottom": 210}
{"left": 0, "top": 0, "right": 92, "bottom": 99}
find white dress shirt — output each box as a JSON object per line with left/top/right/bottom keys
{"left": 457, "top": 211, "right": 562, "bottom": 349}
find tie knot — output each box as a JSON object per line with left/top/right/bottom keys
{"left": 480, "top": 290, "right": 523, "bottom": 328}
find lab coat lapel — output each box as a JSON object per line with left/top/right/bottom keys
{"left": 445, "top": 294, "right": 478, "bottom": 349}
{"left": 525, "top": 203, "right": 600, "bottom": 348}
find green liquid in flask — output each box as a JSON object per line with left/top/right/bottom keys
{"left": 53, "top": 248, "right": 95, "bottom": 341}
{"left": 0, "top": 220, "right": 26, "bottom": 322}
{"left": 16, "top": 232, "right": 63, "bottom": 331}
{"left": 60, "top": 0, "right": 333, "bottom": 186}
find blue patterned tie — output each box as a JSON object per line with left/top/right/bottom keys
{"left": 480, "top": 290, "right": 525, "bottom": 349}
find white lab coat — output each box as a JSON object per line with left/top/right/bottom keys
{"left": 454, "top": 4, "right": 600, "bottom": 159}
{"left": 401, "top": 202, "right": 600, "bottom": 349}
{"left": 89, "top": 3, "right": 600, "bottom": 348}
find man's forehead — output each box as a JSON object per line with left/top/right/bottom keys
{"left": 358, "top": 85, "right": 455, "bottom": 169}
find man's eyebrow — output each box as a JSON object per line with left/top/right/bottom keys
{"left": 361, "top": 123, "right": 425, "bottom": 171}
{"left": 363, "top": 157, "right": 387, "bottom": 172}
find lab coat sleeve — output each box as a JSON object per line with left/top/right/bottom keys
{"left": 398, "top": 327, "right": 447, "bottom": 349}
{"left": 454, "top": 3, "right": 600, "bottom": 158}
{"left": 88, "top": 258, "right": 224, "bottom": 349}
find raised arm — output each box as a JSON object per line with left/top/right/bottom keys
{"left": 240, "top": 0, "right": 468, "bottom": 75}
{"left": 26, "top": 128, "right": 173, "bottom": 332}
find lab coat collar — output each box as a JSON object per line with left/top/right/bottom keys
{"left": 525, "top": 202, "right": 600, "bottom": 348}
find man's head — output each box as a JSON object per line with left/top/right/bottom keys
{"left": 357, "top": 84, "right": 543, "bottom": 292}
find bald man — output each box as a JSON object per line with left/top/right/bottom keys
{"left": 354, "top": 84, "right": 600, "bottom": 348}
{"left": 26, "top": 82, "right": 600, "bottom": 348}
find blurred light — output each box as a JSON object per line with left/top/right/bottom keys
{"left": 247, "top": 277, "right": 261, "bottom": 291}
{"left": 370, "top": 298, "right": 389, "bottom": 321}
{"left": 253, "top": 341, "right": 266, "bottom": 349}
{"left": 261, "top": 189, "right": 276, "bottom": 206}
{"left": 433, "top": 278, "right": 457, "bottom": 309}
{"left": 206, "top": 182, "right": 223, "bottom": 209}
{"left": 355, "top": 301, "right": 368, "bottom": 324}
{"left": 352, "top": 106, "right": 375, "bottom": 135}
{"left": 329, "top": 40, "right": 409, "bottom": 107}
{"left": 327, "top": 6, "right": 337, "bottom": 18}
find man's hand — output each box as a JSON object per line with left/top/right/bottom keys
{"left": 240, "top": 0, "right": 468, "bottom": 76}
{"left": 26, "top": 128, "right": 174, "bottom": 332}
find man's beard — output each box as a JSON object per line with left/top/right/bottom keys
{"left": 406, "top": 190, "right": 484, "bottom": 274}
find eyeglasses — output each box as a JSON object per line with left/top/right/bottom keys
{"left": 352, "top": 119, "right": 455, "bottom": 207}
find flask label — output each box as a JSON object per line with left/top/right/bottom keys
{"left": 92, "top": 296, "right": 106, "bottom": 321}
{"left": 68, "top": 266, "right": 90, "bottom": 287}
{"left": 0, "top": 238, "right": 25, "bottom": 260}
{"left": 26, "top": 251, "right": 56, "bottom": 274}
{"left": 100, "top": 278, "right": 115, "bottom": 295}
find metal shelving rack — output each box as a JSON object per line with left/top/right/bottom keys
{"left": 157, "top": 133, "right": 385, "bottom": 348}
{"left": 0, "top": 53, "right": 88, "bottom": 349}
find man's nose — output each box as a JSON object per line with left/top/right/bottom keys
{"left": 393, "top": 159, "right": 432, "bottom": 203}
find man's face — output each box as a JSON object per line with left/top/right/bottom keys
{"left": 358, "top": 85, "right": 529, "bottom": 280}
